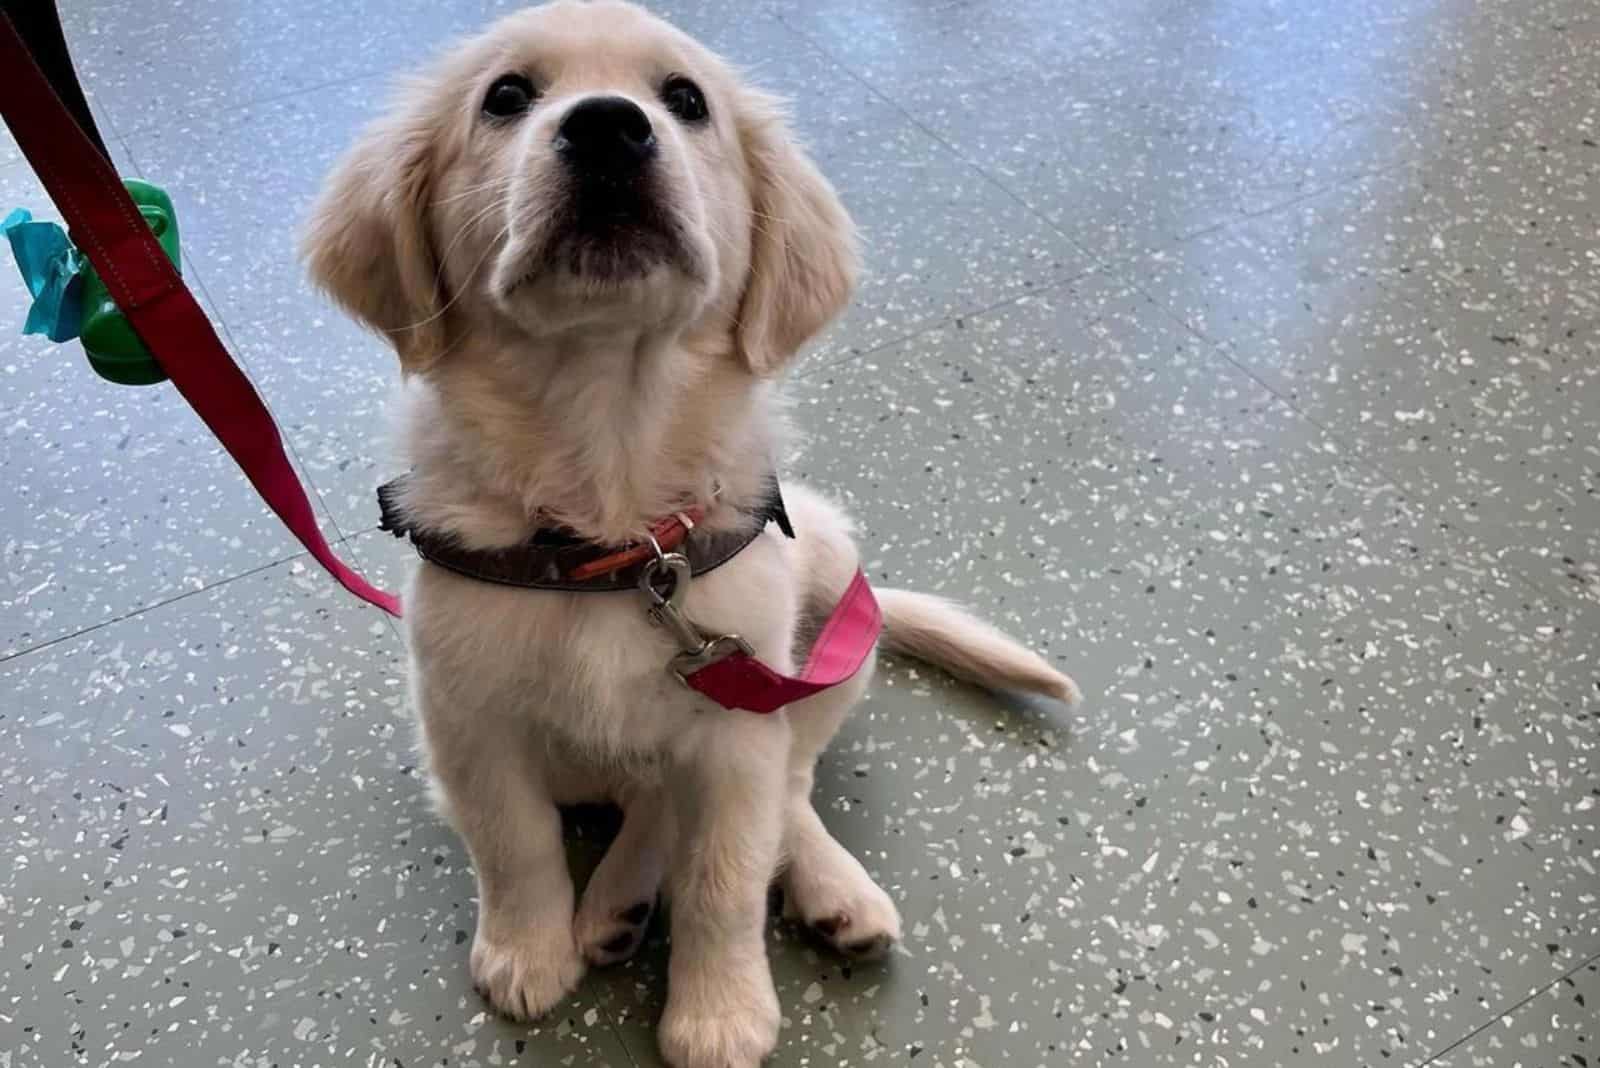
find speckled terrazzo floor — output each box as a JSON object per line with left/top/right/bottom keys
{"left": 1, "top": 0, "right": 1596, "bottom": 1065}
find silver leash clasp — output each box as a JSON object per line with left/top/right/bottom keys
{"left": 638, "top": 551, "right": 705, "bottom": 655}
{"left": 637, "top": 549, "right": 753, "bottom": 683}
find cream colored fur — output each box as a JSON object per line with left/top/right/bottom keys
{"left": 301, "top": 4, "right": 1078, "bottom": 1066}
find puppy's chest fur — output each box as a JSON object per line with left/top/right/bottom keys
{"left": 405, "top": 526, "right": 801, "bottom": 773}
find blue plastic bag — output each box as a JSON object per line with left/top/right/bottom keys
{"left": 3, "top": 207, "right": 85, "bottom": 343}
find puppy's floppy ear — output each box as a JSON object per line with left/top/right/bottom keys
{"left": 300, "top": 96, "right": 450, "bottom": 373}
{"left": 733, "top": 90, "right": 858, "bottom": 376}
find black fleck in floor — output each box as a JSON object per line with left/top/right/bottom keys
{"left": 2, "top": 1, "right": 1596, "bottom": 1066}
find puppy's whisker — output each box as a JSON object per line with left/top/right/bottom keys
{"left": 400, "top": 219, "right": 512, "bottom": 334}
{"left": 688, "top": 207, "right": 733, "bottom": 248}
{"left": 691, "top": 188, "right": 791, "bottom": 231}
{"left": 432, "top": 175, "right": 517, "bottom": 207}
{"left": 423, "top": 195, "right": 515, "bottom": 310}
{"left": 442, "top": 195, "right": 515, "bottom": 261}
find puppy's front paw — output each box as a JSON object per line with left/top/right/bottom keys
{"left": 470, "top": 924, "right": 585, "bottom": 1021}
{"left": 658, "top": 965, "right": 780, "bottom": 1068}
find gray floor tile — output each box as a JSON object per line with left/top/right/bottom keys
{"left": 778, "top": 0, "right": 1108, "bottom": 92}
{"left": 762, "top": 45, "right": 1092, "bottom": 368}
{"left": 784, "top": 0, "right": 1407, "bottom": 259}
{"left": 856, "top": 66, "right": 1261, "bottom": 262}
{"left": 0, "top": 632, "right": 93, "bottom": 888}
{"left": 793, "top": 274, "right": 1321, "bottom": 517}
{"left": 773, "top": 287, "right": 1597, "bottom": 1065}
{"left": 1421, "top": 0, "right": 1600, "bottom": 138}
{"left": 1429, "top": 956, "right": 1598, "bottom": 1068}
{"left": 0, "top": 553, "right": 635, "bottom": 1068}
{"left": 55, "top": 0, "right": 484, "bottom": 139}
{"left": 493, "top": 0, "right": 774, "bottom": 53}
{"left": 792, "top": 0, "right": 1592, "bottom": 261}
{"left": 1135, "top": 121, "right": 1599, "bottom": 602}
{"left": 0, "top": 158, "right": 321, "bottom": 660}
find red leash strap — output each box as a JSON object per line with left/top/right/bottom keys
{"left": 0, "top": 13, "right": 402, "bottom": 618}
{"left": 682, "top": 569, "right": 882, "bottom": 714}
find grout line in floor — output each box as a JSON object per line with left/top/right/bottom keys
{"left": 341, "top": 525, "right": 408, "bottom": 645}
{"left": 0, "top": 527, "right": 384, "bottom": 669}
{"left": 777, "top": 10, "right": 1482, "bottom": 328}
{"left": 107, "top": 69, "right": 390, "bottom": 145}
{"left": 773, "top": 15, "right": 1117, "bottom": 268}
{"left": 1410, "top": 948, "right": 1600, "bottom": 1068}
{"left": 0, "top": 552, "right": 305, "bottom": 668}
{"left": 776, "top": 14, "right": 1382, "bottom": 286}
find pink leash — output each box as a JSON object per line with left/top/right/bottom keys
{"left": 682, "top": 569, "right": 881, "bottom": 714}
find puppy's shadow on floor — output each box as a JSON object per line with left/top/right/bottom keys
{"left": 867, "top": 653, "right": 1079, "bottom": 750}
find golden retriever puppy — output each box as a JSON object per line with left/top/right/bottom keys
{"left": 302, "top": 3, "right": 1077, "bottom": 1065}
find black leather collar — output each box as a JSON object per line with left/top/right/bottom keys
{"left": 376, "top": 476, "right": 795, "bottom": 592}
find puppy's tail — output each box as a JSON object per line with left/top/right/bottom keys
{"left": 876, "top": 588, "right": 1080, "bottom": 704}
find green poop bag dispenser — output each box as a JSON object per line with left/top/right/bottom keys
{"left": 77, "top": 178, "right": 178, "bottom": 385}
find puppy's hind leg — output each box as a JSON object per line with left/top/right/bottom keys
{"left": 780, "top": 664, "right": 902, "bottom": 961}
{"left": 575, "top": 790, "right": 673, "bottom": 966}
{"left": 775, "top": 486, "right": 901, "bottom": 959}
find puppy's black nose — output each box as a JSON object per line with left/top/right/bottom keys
{"left": 557, "top": 96, "right": 656, "bottom": 171}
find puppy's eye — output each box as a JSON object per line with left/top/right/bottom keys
{"left": 661, "top": 75, "right": 708, "bottom": 123}
{"left": 483, "top": 74, "right": 537, "bottom": 119}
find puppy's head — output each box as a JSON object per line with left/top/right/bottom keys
{"left": 303, "top": 0, "right": 855, "bottom": 375}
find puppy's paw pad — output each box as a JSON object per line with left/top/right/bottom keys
{"left": 787, "top": 856, "right": 902, "bottom": 959}
{"left": 470, "top": 929, "right": 585, "bottom": 1021}
{"left": 804, "top": 909, "right": 897, "bottom": 960}
{"left": 811, "top": 914, "right": 844, "bottom": 938}
{"left": 841, "top": 932, "right": 895, "bottom": 960}
{"left": 575, "top": 898, "right": 654, "bottom": 966}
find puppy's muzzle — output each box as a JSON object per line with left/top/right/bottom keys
{"left": 555, "top": 96, "right": 657, "bottom": 179}
{"left": 539, "top": 93, "right": 696, "bottom": 285}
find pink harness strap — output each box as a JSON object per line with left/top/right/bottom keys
{"left": 681, "top": 569, "right": 881, "bottom": 714}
